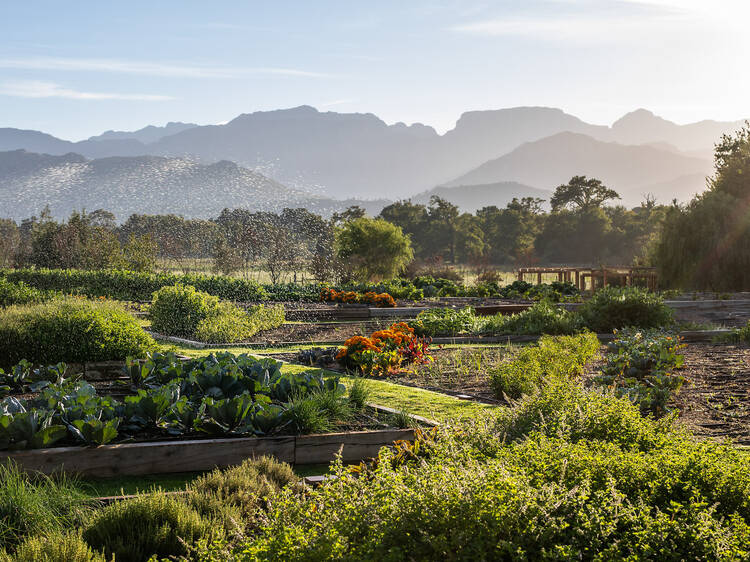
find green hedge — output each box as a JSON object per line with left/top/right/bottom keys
{"left": 0, "top": 268, "right": 268, "bottom": 302}
{"left": 0, "top": 298, "right": 156, "bottom": 367}
{"left": 0, "top": 278, "right": 56, "bottom": 308}
{"left": 150, "top": 284, "right": 285, "bottom": 343}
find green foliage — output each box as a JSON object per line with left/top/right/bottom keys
{"left": 336, "top": 217, "right": 414, "bottom": 282}
{"left": 150, "top": 284, "right": 284, "bottom": 343}
{"left": 238, "top": 379, "right": 750, "bottom": 561}
{"left": 413, "top": 306, "right": 477, "bottom": 336}
{"left": 0, "top": 464, "right": 92, "bottom": 549}
{"left": 346, "top": 378, "right": 371, "bottom": 411}
{"left": 715, "top": 319, "right": 750, "bottom": 345}
{"left": 0, "top": 278, "right": 55, "bottom": 308}
{"left": 655, "top": 123, "right": 750, "bottom": 290}
{"left": 595, "top": 329, "right": 686, "bottom": 416}
{"left": 0, "top": 353, "right": 354, "bottom": 450}
{"left": 0, "top": 268, "right": 268, "bottom": 302}
{"left": 0, "top": 298, "right": 156, "bottom": 368}
{"left": 149, "top": 283, "right": 222, "bottom": 337}
{"left": 551, "top": 175, "right": 620, "bottom": 211}
{"left": 188, "top": 456, "right": 299, "bottom": 533}
{"left": 579, "top": 286, "right": 674, "bottom": 333}
{"left": 489, "top": 332, "right": 600, "bottom": 399}
{"left": 82, "top": 492, "right": 215, "bottom": 562}
{"left": 9, "top": 532, "right": 107, "bottom": 562}
{"left": 481, "top": 300, "right": 584, "bottom": 336}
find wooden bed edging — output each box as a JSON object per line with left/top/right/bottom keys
{"left": 0, "top": 428, "right": 416, "bottom": 477}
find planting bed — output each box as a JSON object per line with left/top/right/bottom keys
{"left": 674, "top": 343, "right": 750, "bottom": 444}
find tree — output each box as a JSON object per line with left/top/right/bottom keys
{"left": 0, "top": 219, "right": 20, "bottom": 267}
{"left": 551, "top": 176, "right": 620, "bottom": 212}
{"left": 654, "top": 123, "right": 750, "bottom": 289}
{"left": 426, "top": 196, "right": 460, "bottom": 263}
{"left": 331, "top": 205, "right": 366, "bottom": 226}
{"left": 335, "top": 217, "right": 413, "bottom": 281}
{"left": 122, "top": 234, "right": 158, "bottom": 272}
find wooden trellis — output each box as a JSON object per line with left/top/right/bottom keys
{"left": 517, "top": 266, "right": 657, "bottom": 291}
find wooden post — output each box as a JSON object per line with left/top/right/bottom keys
{"left": 537, "top": 272, "right": 542, "bottom": 285}
{"left": 557, "top": 272, "right": 563, "bottom": 282}
{"left": 575, "top": 270, "right": 580, "bottom": 290}
{"left": 518, "top": 270, "right": 523, "bottom": 282}
{"left": 602, "top": 268, "right": 607, "bottom": 289}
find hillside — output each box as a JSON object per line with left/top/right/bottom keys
{"left": 0, "top": 150, "right": 389, "bottom": 221}
{"left": 445, "top": 132, "right": 714, "bottom": 206}
{"left": 0, "top": 106, "right": 743, "bottom": 203}
{"left": 411, "top": 181, "right": 551, "bottom": 212}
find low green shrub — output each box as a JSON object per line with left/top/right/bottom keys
{"left": 188, "top": 456, "right": 299, "bottom": 533}
{"left": 412, "top": 307, "right": 477, "bottom": 336}
{"left": 9, "top": 531, "right": 106, "bottom": 562}
{"left": 715, "top": 320, "right": 750, "bottom": 344}
{"left": 489, "top": 332, "right": 599, "bottom": 399}
{"left": 480, "top": 300, "right": 583, "bottom": 336}
{"left": 595, "top": 329, "right": 686, "bottom": 416}
{"left": 0, "top": 464, "right": 93, "bottom": 549}
{"left": 82, "top": 492, "right": 215, "bottom": 562}
{"left": 0, "top": 278, "right": 56, "bottom": 308}
{"left": 151, "top": 285, "right": 284, "bottom": 343}
{"left": 579, "top": 286, "right": 673, "bottom": 332}
{"left": 0, "top": 268, "right": 267, "bottom": 302}
{"left": 237, "top": 383, "right": 750, "bottom": 561}
{"left": 0, "top": 299, "right": 156, "bottom": 368}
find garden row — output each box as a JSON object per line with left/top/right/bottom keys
{"left": 2, "top": 333, "right": 750, "bottom": 560}
{"left": 0, "top": 267, "right": 580, "bottom": 303}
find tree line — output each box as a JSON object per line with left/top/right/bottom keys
{"left": 0, "top": 176, "right": 668, "bottom": 284}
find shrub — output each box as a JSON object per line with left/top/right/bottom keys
{"left": 595, "top": 329, "right": 686, "bottom": 416}
{"left": 0, "top": 268, "right": 267, "bottom": 302}
{"left": 150, "top": 285, "right": 284, "bottom": 343}
{"left": 0, "top": 278, "right": 55, "bottom": 308}
{"left": 489, "top": 332, "right": 600, "bottom": 399}
{"left": 0, "top": 299, "right": 156, "bottom": 368}
{"left": 10, "top": 531, "right": 106, "bottom": 562}
{"left": 413, "top": 307, "right": 477, "bottom": 336}
{"left": 0, "top": 464, "right": 93, "bottom": 548}
{"left": 188, "top": 457, "right": 299, "bottom": 533}
{"left": 82, "top": 492, "right": 215, "bottom": 562}
{"left": 239, "top": 384, "right": 750, "bottom": 561}
{"left": 480, "top": 300, "right": 583, "bottom": 336}
{"left": 579, "top": 286, "right": 673, "bottom": 332}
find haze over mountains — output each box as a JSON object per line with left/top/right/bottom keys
{"left": 0, "top": 105, "right": 744, "bottom": 219}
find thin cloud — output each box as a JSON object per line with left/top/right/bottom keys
{"left": 319, "top": 99, "right": 355, "bottom": 108}
{"left": 0, "top": 56, "right": 331, "bottom": 78}
{"left": 0, "top": 80, "right": 174, "bottom": 101}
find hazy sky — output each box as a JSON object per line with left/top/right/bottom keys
{"left": 2, "top": 0, "right": 748, "bottom": 140}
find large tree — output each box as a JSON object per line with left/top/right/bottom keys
{"left": 551, "top": 176, "right": 620, "bottom": 212}
{"left": 335, "top": 217, "right": 413, "bottom": 281}
{"left": 654, "top": 123, "right": 750, "bottom": 289}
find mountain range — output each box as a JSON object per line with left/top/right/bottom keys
{"left": 0, "top": 105, "right": 744, "bottom": 218}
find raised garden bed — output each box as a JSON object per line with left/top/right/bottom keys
{"left": 0, "top": 427, "right": 417, "bottom": 476}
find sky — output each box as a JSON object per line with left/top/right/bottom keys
{"left": 1, "top": 0, "right": 749, "bottom": 140}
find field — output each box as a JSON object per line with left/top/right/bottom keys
{"left": 1, "top": 269, "right": 750, "bottom": 560}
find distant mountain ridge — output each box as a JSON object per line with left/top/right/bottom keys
{"left": 444, "top": 132, "right": 714, "bottom": 206}
{"left": 0, "top": 105, "right": 744, "bottom": 205}
{"left": 0, "top": 149, "right": 389, "bottom": 221}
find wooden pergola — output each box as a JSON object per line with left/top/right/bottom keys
{"left": 517, "top": 266, "right": 657, "bottom": 291}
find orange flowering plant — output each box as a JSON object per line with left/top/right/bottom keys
{"left": 320, "top": 288, "right": 396, "bottom": 308}
{"left": 336, "top": 321, "right": 431, "bottom": 375}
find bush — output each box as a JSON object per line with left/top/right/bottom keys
{"left": 480, "top": 300, "right": 583, "bottom": 336}
{"left": 0, "top": 268, "right": 268, "bottom": 302}
{"left": 0, "top": 299, "right": 156, "bottom": 368}
{"left": 82, "top": 492, "right": 215, "bottom": 562}
{"left": 238, "top": 383, "right": 750, "bottom": 561}
{"left": 413, "top": 307, "right": 477, "bottom": 336}
{"left": 579, "top": 286, "right": 673, "bottom": 333}
{"left": 0, "top": 279, "right": 55, "bottom": 308}
{"left": 489, "top": 332, "right": 600, "bottom": 399}
{"left": 188, "top": 457, "right": 299, "bottom": 533}
{"left": 0, "top": 464, "right": 93, "bottom": 549}
{"left": 10, "top": 532, "right": 106, "bottom": 562}
{"left": 150, "top": 285, "right": 284, "bottom": 343}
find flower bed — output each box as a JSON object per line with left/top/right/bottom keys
{"left": 336, "top": 322, "right": 433, "bottom": 375}
{"left": 320, "top": 288, "right": 396, "bottom": 308}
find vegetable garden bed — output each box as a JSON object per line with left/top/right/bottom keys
{"left": 0, "top": 427, "right": 417, "bottom": 476}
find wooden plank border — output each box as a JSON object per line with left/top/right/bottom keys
{"left": 0, "top": 428, "right": 416, "bottom": 477}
